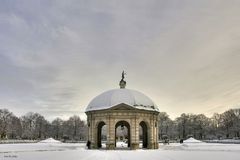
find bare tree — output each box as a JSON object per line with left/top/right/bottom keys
{"left": 62, "top": 115, "right": 86, "bottom": 140}
{"left": 7, "top": 115, "right": 22, "bottom": 139}
{"left": 220, "top": 110, "right": 236, "bottom": 138}
{"left": 0, "top": 109, "right": 23, "bottom": 139}
{"left": 158, "top": 112, "right": 173, "bottom": 139}
{"left": 51, "top": 118, "right": 63, "bottom": 139}
{"left": 21, "top": 112, "right": 49, "bottom": 139}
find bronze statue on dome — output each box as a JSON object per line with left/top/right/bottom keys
{"left": 120, "top": 71, "right": 126, "bottom": 89}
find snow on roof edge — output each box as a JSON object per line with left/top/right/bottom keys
{"left": 85, "top": 103, "right": 159, "bottom": 112}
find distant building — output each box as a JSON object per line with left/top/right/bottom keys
{"left": 85, "top": 72, "right": 159, "bottom": 149}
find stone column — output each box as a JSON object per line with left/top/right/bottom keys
{"left": 131, "top": 117, "right": 139, "bottom": 149}
{"left": 155, "top": 118, "right": 159, "bottom": 149}
{"left": 148, "top": 116, "right": 155, "bottom": 149}
{"left": 92, "top": 119, "right": 98, "bottom": 149}
{"left": 106, "top": 116, "right": 115, "bottom": 149}
{"left": 88, "top": 116, "right": 97, "bottom": 149}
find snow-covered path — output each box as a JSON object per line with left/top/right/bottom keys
{"left": 1, "top": 143, "right": 240, "bottom": 160}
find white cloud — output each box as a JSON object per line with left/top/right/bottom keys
{"left": 1, "top": 0, "right": 240, "bottom": 120}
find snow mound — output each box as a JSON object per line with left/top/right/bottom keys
{"left": 38, "top": 138, "right": 61, "bottom": 143}
{"left": 184, "top": 137, "right": 203, "bottom": 143}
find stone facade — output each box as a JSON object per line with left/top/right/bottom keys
{"left": 86, "top": 103, "right": 159, "bottom": 150}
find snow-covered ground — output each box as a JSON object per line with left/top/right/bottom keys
{"left": 1, "top": 142, "right": 240, "bottom": 160}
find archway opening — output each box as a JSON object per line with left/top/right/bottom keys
{"left": 139, "top": 121, "right": 148, "bottom": 148}
{"left": 115, "top": 121, "right": 130, "bottom": 149}
{"left": 97, "top": 121, "right": 107, "bottom": 148}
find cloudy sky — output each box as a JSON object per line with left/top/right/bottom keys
{"left": 1, "top": 0, "right": 240, "bottom": 121}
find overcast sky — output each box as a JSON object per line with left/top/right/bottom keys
{"left": 1, "top": 0, "right": 240, "bottom": 121}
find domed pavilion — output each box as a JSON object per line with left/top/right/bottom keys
{"left": 85, "top": 72, "right": 159, "bottom": 149}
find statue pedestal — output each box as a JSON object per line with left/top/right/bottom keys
{"left": 148, "top": 142, "right": 159, "bottom": 149}
{"left": 154, "top": 142, "right": 159, "bottom": 149}
{"left": 131, "top": 143, "right": 139, "bottom": 150}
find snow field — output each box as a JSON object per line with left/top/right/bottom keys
{"left": 0, "top": 142, "right": 240, "bottom": 160}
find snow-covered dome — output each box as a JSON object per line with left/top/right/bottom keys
{"left": 86, "top": 89, "right": 159, "bottom": 112}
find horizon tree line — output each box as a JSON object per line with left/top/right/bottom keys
{"left": 159, "top": 108, "right": 240, "bottom": 140}
{"left": 0, "top": 109, "right": 87, "bottom": 141}
{"left": 0, "top": 108, "right": 240, "bottom": 141}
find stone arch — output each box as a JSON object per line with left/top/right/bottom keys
{"left": 96, "top": 121, "right": 106, "bottom": 148}
{"left": 115, "top": 120, "right": 131, "bottom": 148}
{"left": 86, "top": 111, "right": 159, "bottom": 150}
{"left": 139, "top": 121, "right": 150, "bottom": 148}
